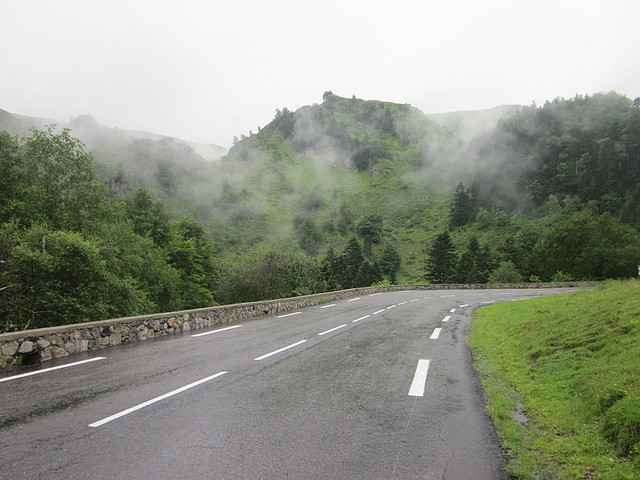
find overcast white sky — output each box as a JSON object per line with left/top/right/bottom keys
{"left": 2, "top": 0, "right": 639, "bottom": 147}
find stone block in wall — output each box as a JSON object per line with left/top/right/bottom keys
{"left": 1, "top": 341, "right": 19, "bottom": 356}
{"left": 18, "top": 340, "right": 35, "bottom": 354}
{"left": 39, "top": 348, "right": 52, "bottom": 362}
{"left": 51, "top": 347, "right": 69, "bottom": 358}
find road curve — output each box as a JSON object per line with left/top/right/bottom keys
{"left": 0, "top": 288, "right": 577, "bottom": 479}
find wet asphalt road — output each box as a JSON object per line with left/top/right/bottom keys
{"left": 0, "top": 288, "right": 577, "bottom": 479}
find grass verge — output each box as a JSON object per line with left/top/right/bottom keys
{"left": 469, "top": 280, "right": 640, "bottom": 479}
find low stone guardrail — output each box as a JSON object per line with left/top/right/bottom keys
{"left": 0, "top": 282, "right": 593, "bottom": 367}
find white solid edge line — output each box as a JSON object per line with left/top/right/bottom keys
{"left": 89, "top": 371, "right": 227, "bottom": 427}
{"left": 442, "top": 315, "right": 451, "bottom": 322}
{"left": 319, "top": 304, "right": 336, "bottom": 309}
{"left": 430, "top": 328, "right": 442, "bottom": 340}
{"left": 368, "top": 293, "right": 382, "bottom": 296}
{"left": 318, "top": 324, "right": 347, "bottom": 336}
{"left": 408, "top": 359, "right": 431, "bottom": 397}
{"left": 191, "top": 325, "right": 243, "bottom": 337}
{"left": 0, "top": 357, "right": 106, "bottom": 383}
{"left": 254, "top": 340, "right": 308, "bottom": 361}
{"left": 348, "top": 297, "right": 361, "bottom": 302}
{"left": 352, "top": 315, "right": 370, "bottom": 323}
{"left": 277, "top": 312, "right": 302, "bottom": 318}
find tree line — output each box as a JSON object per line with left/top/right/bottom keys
{"left": 425, "top": 185, "right": 640, "bottom": 284}
{"left": 0, "top": 127, "right": 402, "bottom": 332}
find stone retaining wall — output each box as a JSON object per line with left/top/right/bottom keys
{"left": 0, "top": 282, "right": 593, "bottom": 367}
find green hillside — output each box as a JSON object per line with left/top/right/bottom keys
{"left": 469, "top": 280, "right": 640, "bottom": 478}
{"left": 1, "top": 91, "right": 639, "bottom": 331}
{"left": 213, "top": 92, "right": 458, "bottom": 280}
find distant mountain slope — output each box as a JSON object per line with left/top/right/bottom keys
{"left": 0, "top": 108, "right": 227, "bottom": 162}
{"left": 426, "top": 104, "right": 522, "bottom": 141}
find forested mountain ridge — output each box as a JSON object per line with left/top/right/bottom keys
{"left": 1, "top": 91, "right": 639, "bottom": 333}
{"left": 469, "top": 92, "right": 640, "bottom": 220}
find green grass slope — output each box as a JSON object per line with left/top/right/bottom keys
{"left": 469, "top": 280, "right": 640, "bottom": 478}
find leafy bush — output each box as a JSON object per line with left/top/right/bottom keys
{"left": 488, "top": 261, "right": 523, "bottom": 284}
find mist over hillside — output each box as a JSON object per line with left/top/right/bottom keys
{"left": 426, "top": 104, "right": 522, "bottom": 141}
{"left": 0, "top": 108, "right": 226, "bottom": 162}
{"left": 2, "top": 90, "right": 639, "bottom": 288}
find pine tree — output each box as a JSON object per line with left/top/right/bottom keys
{"left": 338, "top": 237, "right": 364, "bottom": 289}
{"left": 425, "top": 232, "right": 458, "bottom": 284}
{"left": 449, "top": 182, "right": 474, "bottom": 227}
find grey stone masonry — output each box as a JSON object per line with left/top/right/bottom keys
{"left": 0, "top": 283, "right": 594, "bottom": 367}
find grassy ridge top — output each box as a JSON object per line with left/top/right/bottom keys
{"left": 469, "top": 280, "right": 640, "bottom": 478}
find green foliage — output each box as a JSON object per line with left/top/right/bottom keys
{"left": 473, "top": 92, "right": 640, "bottom": 215}
{"left": 7, "top": 126, "right": 107, "bottom": 231}
{"left": 488, "top": 261, "right": 523, "bottom": 284}
{"left": 5, "top": 225, "right": 138, "bottom": 329}
{"left": 551, "top": 271, "right": 573, "bottom": 282}
{"left": 336, "top": 237, "right": 365, "bottom": 289}
{"left": 0, "top": 128, "right": 221, "bottom": 332}
{"left": 449, "top": 182, "right": 475, "bottom": 227}
{"left": 167, "top": 218, "right": 217, "bottom": 309}
{"left": 535, "top": 210, "right": 640, "bottom": 280}
{"left": 357, "top": 214, "right": 383, "bottom": 244}
{"left": 378, "top": 243, "right": 401, "bottom": 280}
{"left": 3, "top": 92, "right": 640, "bottom": 331}
{"left": 425, "top": 232, "right": 458, "bottom": 284}
{"left": 128, "top": 188, "right": 171, "bottom": 246}
{"left": 216, "top": 248, "right": 326, "bottom": 304}
{"left": 456, "top": 236, "right": 494, "bottom": 283}
{"left": 295, "top": 217, "right": 323, "bottom": 255}
{"left": 469, "top": 280, "right": 640, "bottom": 478}
{"left": 355, "top": 259, "right": 383, "bottom": 287}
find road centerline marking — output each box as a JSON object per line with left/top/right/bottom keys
{"left": 430, "top": 328, "right": 442, "bottom": 340}
{"left": 88, "top": 371, "right": 227, "bottom": 427}
{"left": 450, "top": 308, "right": 456, "bottom": 313}
{"left": 352, "top": 314, "right": 370, "bottom": 323}
{"left": 319, "top": 304, "right": 336, "bottom": 309}
{"left": 318, "top": 324, "right": 347, "bottom": 336}
{"left": 277, "top": 312, "right": 302, "bottom": 318}
{"left": 191, "top": 325, "right": 243, "bottom": 337}
{"left": 408, "top": 359, "right": 431, "bottom": 397}
{"left": 372, "top": 309, "right": 385, "bottom": 315}
{"left": 348, "top": 297, "right": 361, "bottom": 302}
{"left": 442, "top": 315, "right": 451, "bottom": 322}
{"left": 0, "top": 357, "right": 106, "bottom": 383}
{"left": 254, "top": 340, "right": 308, "bottom": 361}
